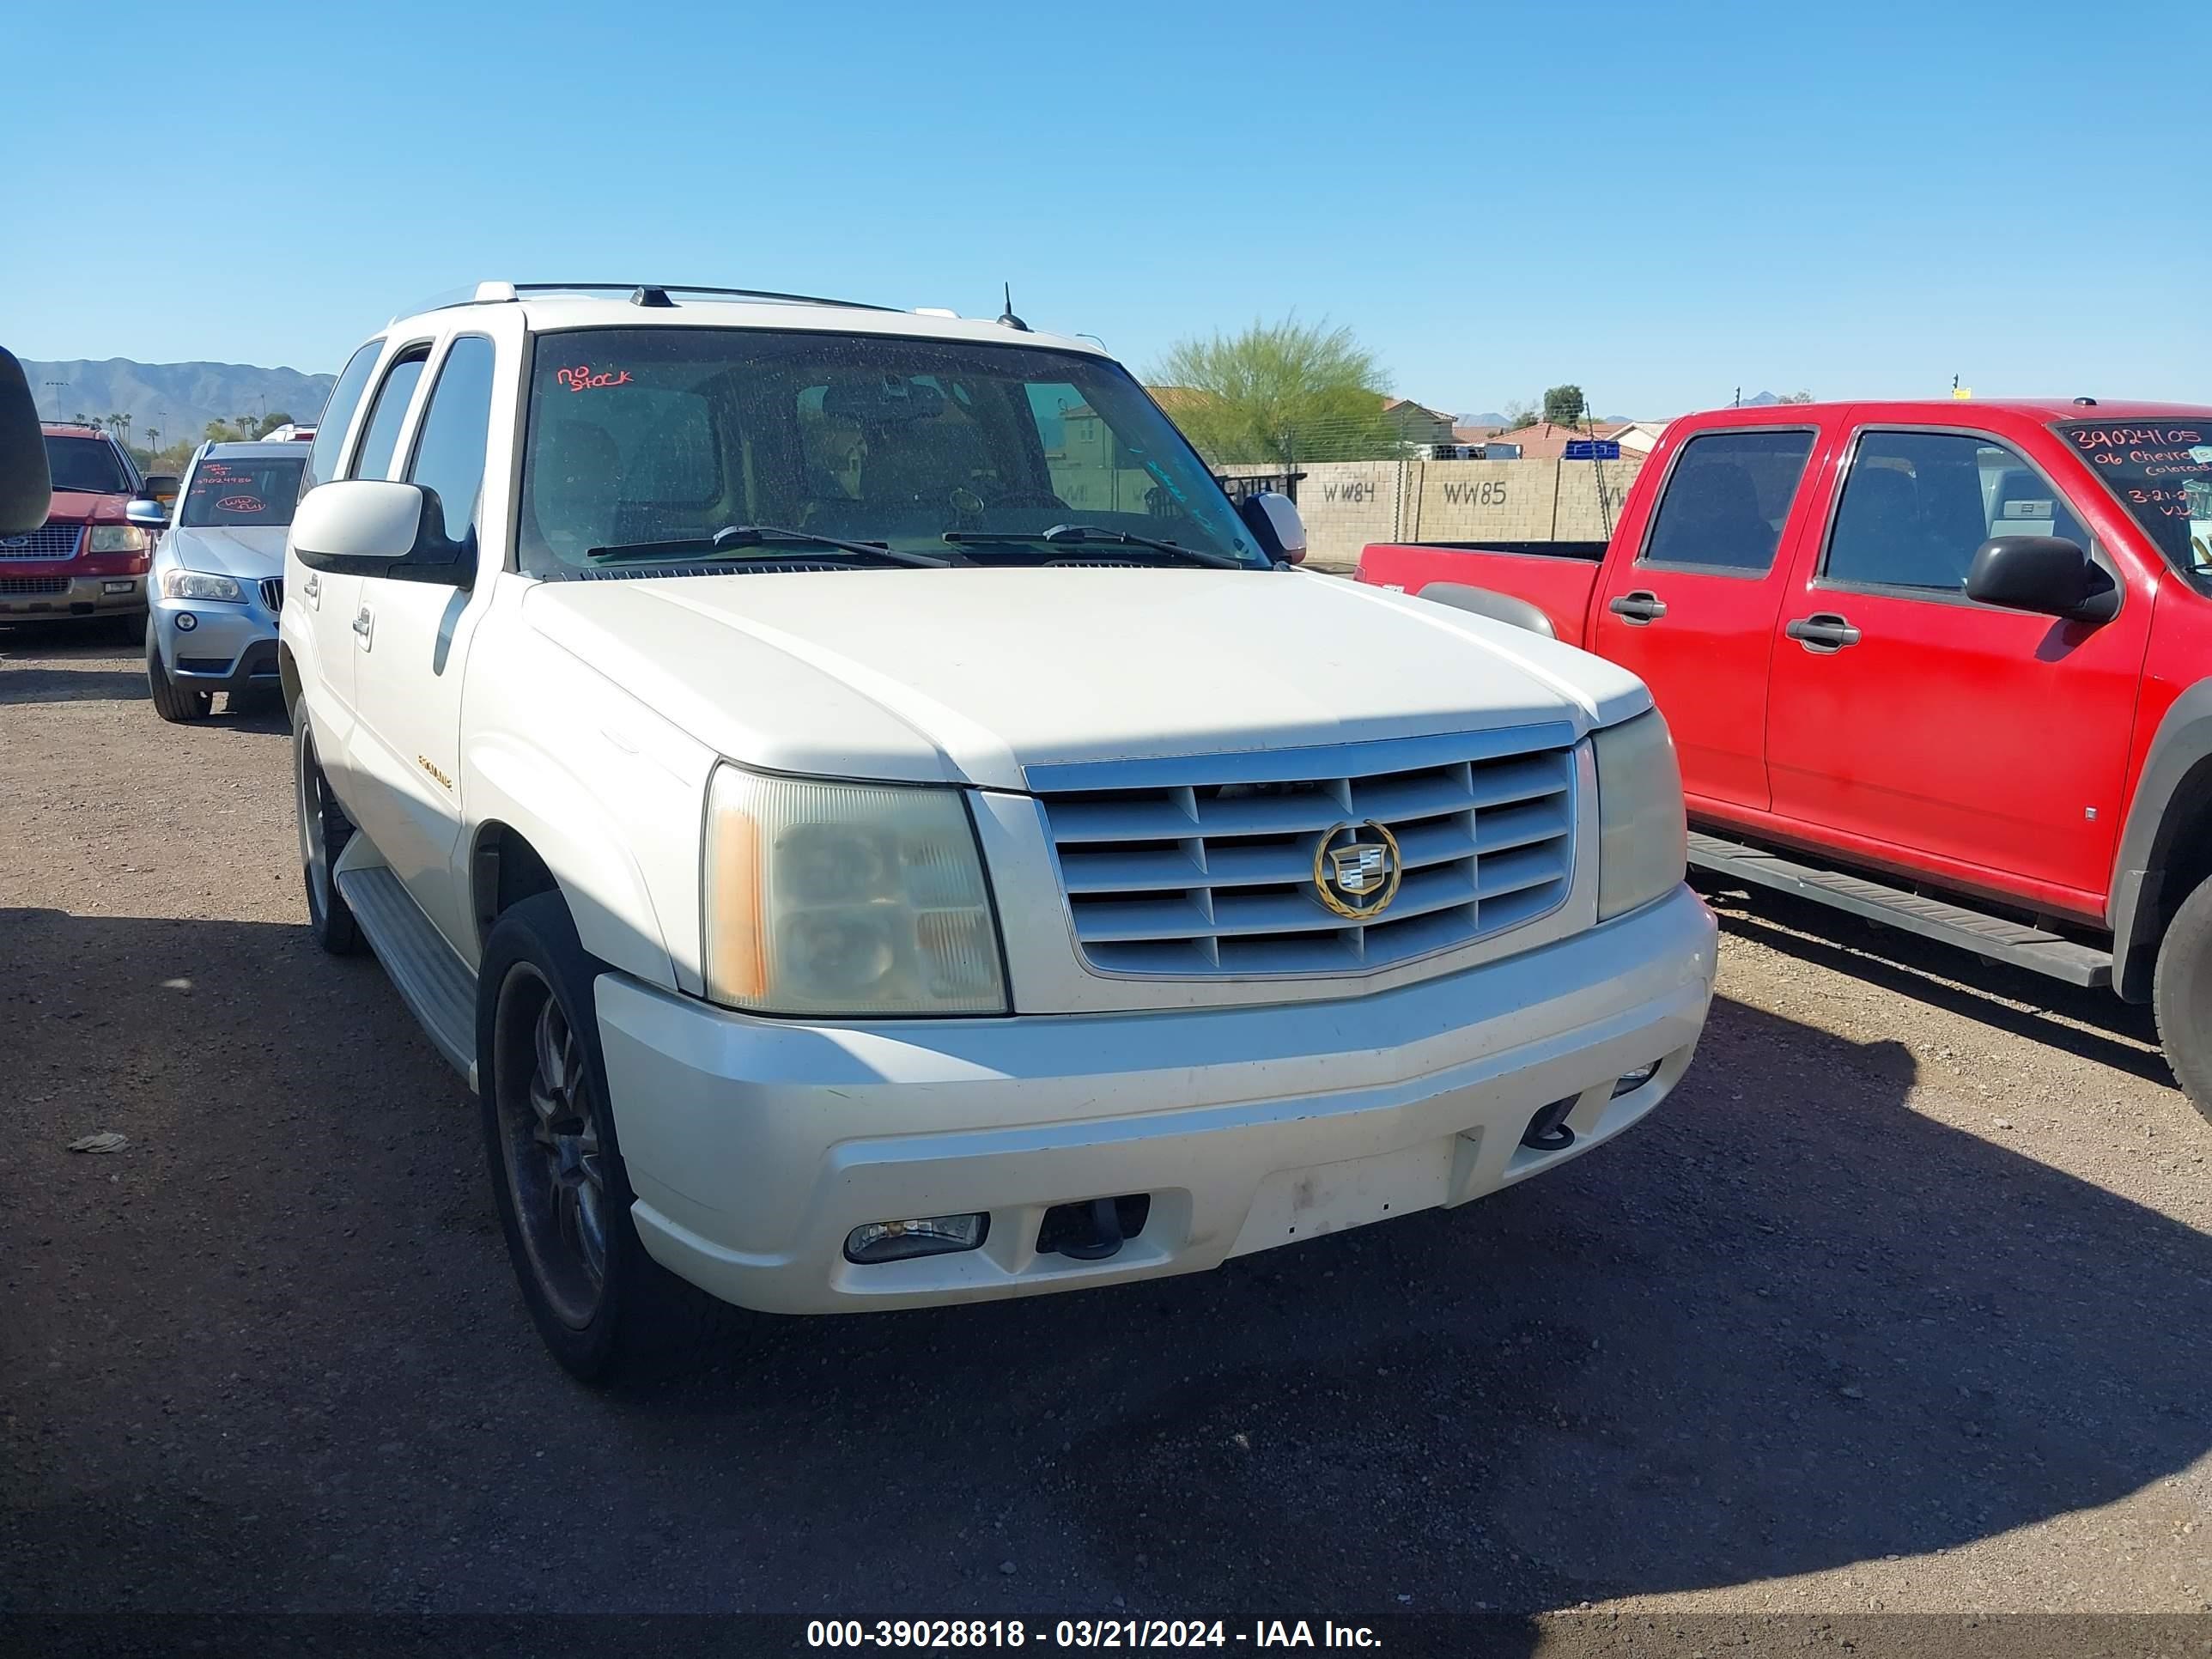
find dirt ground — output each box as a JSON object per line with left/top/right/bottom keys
{"left": 5, "top": 623, "right": 2209, "bottom": 1638}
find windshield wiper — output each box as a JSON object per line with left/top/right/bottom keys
{"left": 587, "top": 524, "right": 951, "bottom": 568}
{"left": 941, "top": 523, "right": 1245, "bottom": 569}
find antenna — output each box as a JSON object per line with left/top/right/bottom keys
{"left": 996, "top": 283, "right": 1030, "bottom": 332}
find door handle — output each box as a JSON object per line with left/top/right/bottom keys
{"left": 1785, "top": 612, "right": 1862, "bottom": 653}
{"left": 1607, "top": 589, "right": 1668, "bottom": 624}
{"left": 301, "top": 572, "right": 320, "bottom": 608}
{"left": 351, "top": 607, "right": 373, "bottom": 647}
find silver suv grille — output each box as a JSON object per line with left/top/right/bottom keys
{"left": 0, "top": 525, "right": 83, "bottom": 561}
{"left": 1033, "top": 727, "right": 1577, "bottom": 976}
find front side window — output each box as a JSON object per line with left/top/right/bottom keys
{"left": 405, "top": 336, "right": 497, "bottom": 546}
{"left": 180, "top": 454, "right": 307, "bottom": 526}
{"left": 349, "top": 348, "right": 429, "bottom": 483}
{"left": 515, "top": 329, "right": 1262, "bottom": 574}
{"left": 1640, "top": 428, "right": 1814, "bottom": 574}
{"left": 304, "top": 342, "right": 381, "bottom": 495}
{"left": 44, "top": 435, "right": 131, "bottom": 495}
{"left": 1826, "top": 430, "right": 2090, "bottom": 593}
{"left": 2059, "top": 420, "right": 2212, "bottom": 592}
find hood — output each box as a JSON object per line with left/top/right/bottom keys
{"left": 161, "top": 523, "right": 289, "bottom": 580}
{"left": 525, "top": 568, "right": 1652, "bottom": 791}
{"left": 44, "top": 489, "right": 131, "bottom": 525}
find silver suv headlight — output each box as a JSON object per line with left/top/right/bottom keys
{"left": 1592, "top": 708, "right": 1687, "bottom": 921}
{"left": 159, "top": 568, "right": 245, "bottom": 602}
{"left": 702, "top": 765, "right": 1009, "bottom": 1017}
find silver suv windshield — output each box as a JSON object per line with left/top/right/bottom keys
{"left": 516, "top": 328, "right": 1264, "bottom": 574}
{"left": 180, "top": 454, "right": 306, "bottom": 527}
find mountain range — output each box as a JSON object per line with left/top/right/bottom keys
{"left": 26, "top": 358, "right": 337, "bottom": 444}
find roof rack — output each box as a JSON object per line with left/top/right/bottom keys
{"left": 396, "top": 282, "right": 898, "bottom": 321}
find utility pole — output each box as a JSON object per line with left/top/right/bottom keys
{"left": 43, "top": 380, "right": 66, "bottom": 417}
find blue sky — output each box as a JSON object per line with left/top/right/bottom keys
{"left": 7, "top": 0, "right": 2205, "bottom": 416}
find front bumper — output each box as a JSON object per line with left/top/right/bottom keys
{"left": 0, "top": 574, "right": 146, "bottom": 618}
{"left": 151, "top": 591, "right": 282, "bottom": 693}
{"left": 598, "top": 883, "right": 1718, "bottom": 1315}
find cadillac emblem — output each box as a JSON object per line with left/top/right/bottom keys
{"left": 1313, "top": 820, "right": 1402, "bottom": 920}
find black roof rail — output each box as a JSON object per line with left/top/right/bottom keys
{"left": 507, "top": 283, "right": 899, "bottom": 313}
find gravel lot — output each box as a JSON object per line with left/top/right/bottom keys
{"left": 5, "top": 625, "right": 2210, "bottom": 1638}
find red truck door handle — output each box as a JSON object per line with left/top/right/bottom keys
{"left": 1607, "top": 590, "right": 1668, "bottom": 624}
{"left": 1785, "top": 612, "right": 1863, "bottom": 652}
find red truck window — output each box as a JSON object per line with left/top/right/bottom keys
{"left": 1823, "top": 430, "right": 2090, "bottom": 592}
{"left": 1640, "top": 428, "right": 1815, "bottom": 575}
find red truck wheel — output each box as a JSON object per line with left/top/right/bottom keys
{"left": 2154, "top": 874, "right": 2212, "bottom": 1122}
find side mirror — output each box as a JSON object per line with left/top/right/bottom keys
{"left": 1965, "top": 535, "right": 2118, "bottom": 625}
{"left": 1237, "top": 491, "right": 1307, "bottom": 564}
{"left": 291, "top": 479, "right": 471, "bottom": 585}
{"left": 0, "top": 347, "right": 51, "bottom": 536}
{"left": 141, "top": 473, "right": 180, "bottom": 504}
{"left": 126, "top": 496, "right": 170, "bottom": 528}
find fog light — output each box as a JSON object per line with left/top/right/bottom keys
{"left": 844, "top": 1212, "right": 988, "bottom": 1264}
{"left": 102, "top": 580, "right": 135, "bottom": 595}
{"left": 1611, "top": 1060, "right": 1662, "bottom": 1098}
{"left": 173, "top": 611, "right": 198, "bottom": 631}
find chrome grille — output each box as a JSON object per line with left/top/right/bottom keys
{"left": 1033, "top": 726, "right": 1577, "bottom": 976}
{"left": 260, "top": 577, "right": 283, "bottom": 611}
{"left": 0, "top": 525, "right": 82, "bottom": 561}
{"left": 0, "top": 576, "right": 70, "bottom": 596}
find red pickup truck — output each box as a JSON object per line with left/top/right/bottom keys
{"left": 1358, "top": 399, "right": 2212, "bottom": 1115}
{"left": 0, "top": 423, "right": 173, "bottom": 627}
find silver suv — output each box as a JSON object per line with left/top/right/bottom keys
{"left": 145, "top": 441, "right": 305, "bottom": 720}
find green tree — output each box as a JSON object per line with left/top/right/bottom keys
{"left": 250, "top": 410, "right": 295, "bottom": 439}
{"left": 1541, "top": 385, "right": 1587, "bottom": 427}
{"left": 1778, "top": 390, "right": 1814, "bottom": 404}
{"left": 1501, "top": 398, "right": 1540, "bottom": 430}
{"left": 1148, "top": 317, "right": 1398, "bottom": 465}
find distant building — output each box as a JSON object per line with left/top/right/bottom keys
{"left": 1380, "top": 397, "right": 1457, "bottom": 450}
{"left": 1467, "top": 420, "right": 1645, "bottom": 462}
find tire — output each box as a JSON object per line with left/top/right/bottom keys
{"left": 291, "top": 696, "right": 362, "bottom": 956}
{"left": 146, "top": 623, "right": 210, "bottom": 723}
{"left": 477, "top": 892, "right": 735, "bottom": 1383}
{"left": 2154, "top": 872, "right": 2212, "bottom": 1122}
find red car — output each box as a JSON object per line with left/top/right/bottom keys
{"left": 1358, "top": 399, "right": 2212, "bottom": 1115}
{"left": 0, "top": 422, "right": 173, "bottom": 627}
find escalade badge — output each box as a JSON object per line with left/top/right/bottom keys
{"left": 1313, "top": 821, "right": 1402, "bottom": 920}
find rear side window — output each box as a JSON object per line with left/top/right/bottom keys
{"left": 404, "top": 337, "right": 497, "bottom": 547}
{"left": 1640, "top": 428, "right": 1816, "bottom": 574}
{"left": 303, "top": 343, "right": 381, "bottom": 495}
{"left": 1825, "top": 429, "right": 2092, "bottom": 593}
{"left": 349, "top": 348, "right": 430, "bottom": 482}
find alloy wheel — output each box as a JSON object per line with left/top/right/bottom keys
{"left": 493, "top": 965, "right": 610, "bottom": 1329}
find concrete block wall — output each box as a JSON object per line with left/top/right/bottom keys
{"left": 1280, "top": 456, "right": 1648, "bottom": 568}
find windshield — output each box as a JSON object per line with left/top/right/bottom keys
{"left": 44, "top": 435, "right": 131, "bottom": 495}
{"left": 516, "top": 328, "right": 1263, "bottom": 574}
{"left": 2059, "top": 420, "right": 2212, "bottom": 590}
{"left": 180, "top": 454, "right": 307, "bottom": 527}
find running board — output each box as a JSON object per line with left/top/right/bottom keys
{"left": 1687, "top": 830, "right": 2114, "bottom": 989}
{"left": 335, "top": 866, "right": 480, "bottom": 1088}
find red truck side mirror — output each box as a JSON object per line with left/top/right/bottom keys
{"left": 1965, "top": 535, "right": 2119, "bottom": 626}
{"left": 0, "top": 348, "right": 50, "bottom": 535}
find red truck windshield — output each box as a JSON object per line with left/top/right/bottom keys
{"left": 2059, "top": 421, "right": 2212, "bottom": 590}
{"left": 43, "top": 435, "right": 131, "bottom": 495}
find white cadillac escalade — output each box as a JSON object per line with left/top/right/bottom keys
{"left": 277, "top": 281, "right": 1717, "bottom": 1382}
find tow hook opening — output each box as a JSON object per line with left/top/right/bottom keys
{"left": 1037, "top": 1194, "right": 1152, "bottom": 1261}
{"left": 1520, "top": 1096, "right": 1579, "bottom": 1152}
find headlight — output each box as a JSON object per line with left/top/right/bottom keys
{"left": 703, "top": 766, "right": 1008, "bottom": 1017}
{"left": 89, "top": 526, "right": 149, "bottom": 553}
{"left": 158, "top": 568, "right": 246, "bottom": 602}
{"left": 1593, "top": 708, "right": 1686, "bottom": 921}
